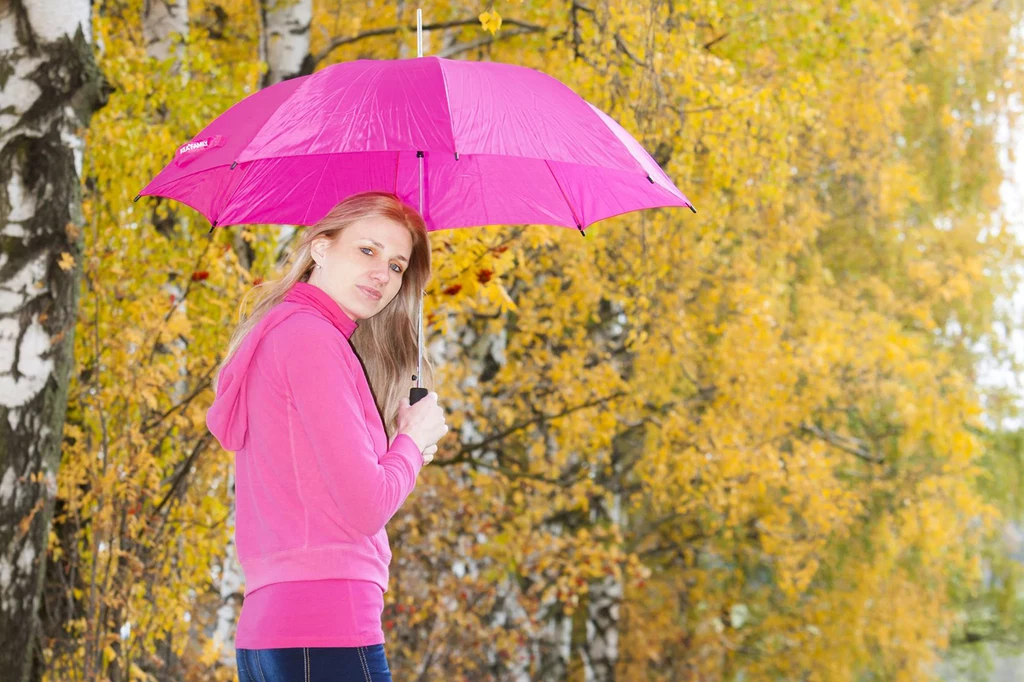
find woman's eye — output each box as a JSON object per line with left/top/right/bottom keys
{"left": 360, "top": 245, "right": 402, "bottom": 273}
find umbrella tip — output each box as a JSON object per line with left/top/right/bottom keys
{"left": 576, "top": 223, "right": 586, "bottom": 237}
{"left": 230, "top": 161, "right": 238, "bottom": 170}
{"left": 689, "top": 204, "right": 697, "bottom": 214}
{"left": 208, "top": 221, "right": 218, "bottom": 235}
{"left": 133, "top": 194, "right": 141, "bottom": 202}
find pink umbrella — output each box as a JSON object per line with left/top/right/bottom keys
{"left": 138, "top": 55, "right": 695, "bottom": 403}
{"left": 137, "top": 56, "right": 694, "bottom": 233}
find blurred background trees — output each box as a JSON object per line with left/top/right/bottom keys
{"left": 4, "top": 0, "right": 1023, "bottom": 680}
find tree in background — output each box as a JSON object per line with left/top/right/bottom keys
{"left": 0, "top": 2, "right": 108, "bottom": 681}
{"left": 32, "top": 1, "right": 1024, "bottom": 681}
{"left": 947, "top": 427, "right": 1024, "bottom": 680}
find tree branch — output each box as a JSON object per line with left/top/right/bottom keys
{"left": 313, "top": 17, "right": 547, "bottom": 67}
{"left": 153, "top": 433, "right": 213, "bottom": 516}
{"left": 436, "top": 391, "right": 628, "bottom": 467}
{"left": 139, "top": 360, "right": 219, "bottom": 433}
{"left": 703, "top": 32, "right": 729, "bottom": 51}
{"left": 614, "top": 32, "right": 645, "bottom": 67}
{"left": 436, "top": 26, "right": 545, "bottom": 59}
{"left": 800, "top": 422, "right": 885, "bottom": 464}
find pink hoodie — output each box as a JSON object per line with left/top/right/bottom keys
{"left": 206, "top": 281, "right": 423, "bottom": 597}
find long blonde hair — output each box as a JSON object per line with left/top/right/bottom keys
{"left": 217, "top": 191, "right": 434, "bottom": 438}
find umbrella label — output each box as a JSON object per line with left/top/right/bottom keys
{"left": 175, "top": 135, "right": 224, "bottom": 166}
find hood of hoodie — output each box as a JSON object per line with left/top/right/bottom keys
{"left": 206, "top": 281, "right": 358, "bottom": 451}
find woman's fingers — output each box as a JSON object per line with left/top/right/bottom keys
{"left": 423, "top": 444, "right": 438, "bottom": 465}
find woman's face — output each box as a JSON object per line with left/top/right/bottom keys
{"left": 309, "top": 215, "right": 414, "bottom": 321}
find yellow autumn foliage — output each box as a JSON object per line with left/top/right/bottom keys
{"left": 41, "top": 1, "right": 1024, "bottom": 681}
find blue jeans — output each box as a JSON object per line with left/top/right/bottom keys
{"left": 236, "top": 645, "right": 393, "bottom": 682}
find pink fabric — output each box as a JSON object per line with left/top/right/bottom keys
{"left": 235, "top": 578, "right": 385, "bottom": 648}
{"left": 207, "top": 281, "right": 423, "bottom": 616}
{"left": 140, "top": 56, "right": 693, "bottom": 231}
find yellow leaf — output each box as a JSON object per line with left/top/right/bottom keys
{"left": 58, "top": 252, "right": 75, "bottom": 271}
{"left": 479, "top": 9, "right": 502, "bottom": 34}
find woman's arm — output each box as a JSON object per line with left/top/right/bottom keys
{"left": 274, "top": 313, "right": 423, "bottom": 536}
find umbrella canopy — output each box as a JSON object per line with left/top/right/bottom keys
{"left": 138, "top": 56, "right": 694, "bottom": 232}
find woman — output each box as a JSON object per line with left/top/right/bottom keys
{"left": 206, "top": 192, "right": 449, "bottom": 682}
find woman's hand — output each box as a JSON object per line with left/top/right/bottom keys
{"left": 397, "top": 391, "right": 448, "bottom": 455}
{"left": 422, "top": 444, "right": 438, "bottom": 465}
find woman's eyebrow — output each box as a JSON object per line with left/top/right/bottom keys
{"left": 365, "top": 238, "right": 409, "bottom": 263}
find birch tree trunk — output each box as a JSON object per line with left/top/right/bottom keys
{"left": 0, "top": 2, "right": 107, "bottom": 680}
{"left": 143, "top": 0, "right": 189, "bottom": 403}
{"left": 254, "top": 0, "right": 311, "bottom": 269}
{"left": 213, "top": 471, "right": 244, "bottom": 666}
{"left": 581, "top": 501, "right": 625, "bottom": 682}
{"left": 258, "top": 0, "right": 312, "bottom": 88}
{"left": 142, "top": 0, "right": 188, "bottom": 65}
{"left": 578, "top": 308, "right": 641, "bottom": 682}
{"left": 143, "top": 0, "right": 187, "bottom": 241}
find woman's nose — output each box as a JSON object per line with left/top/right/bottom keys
{"left": 369, "top": 266, "right": 390, "bottom": 284}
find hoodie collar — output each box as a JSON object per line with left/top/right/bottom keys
{"left": 285, "top": 281, "right": 358, "bottom": 339}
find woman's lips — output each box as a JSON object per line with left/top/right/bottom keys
{"left": 358, "top": 285, "right": 382, "bottom": 301}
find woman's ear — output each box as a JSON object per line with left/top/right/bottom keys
{"left": 311, "top": 236, "right": 328, "bottom": 264}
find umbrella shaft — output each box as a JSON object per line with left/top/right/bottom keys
{"left": 417, "top": 9, "right": 423, "bottom": 58}
{"left": 417, "top": 150, "right": 424, "bottom": 388}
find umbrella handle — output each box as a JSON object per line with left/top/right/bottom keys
{"left": 410, "top": 387, "right": 429, "bottom": 405}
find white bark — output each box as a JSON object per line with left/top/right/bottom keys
{"left": 582, "top": 494, "right": 624, "bottom": 682}
{"left": 212, "top": 470, "right": 244, "bottom": 665}
{"left": 143, "top": 0, "right": 190, "bottom": 403}
{"left": 255, "top": 0, "right": 311, "bottom": 274}
{"left": 19, "top": 1, "right": 90, "bottom": 42}
{"left": 0, "top": 1, "right": 105, "bottom": 680}
{"left": 142, "top": 0, "right": 189, "bottom": 64}
{"left": 258, "top": 0, "right": 312, "bottom": 87}
{"left": 537, "top": 613, "right": 574, "bottom": 679}
{"left": 578, "top": 310, "right": 636, "bottom": 682}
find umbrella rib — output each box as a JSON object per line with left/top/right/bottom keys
{"left": 301, "top": 162, "right": 332, "bottom": 225}
{"left": 544, "top": 160, "right": 582, "bottom": 229}
{"left": 435, "top": 58, "right": 458, "bottom": 155}
{"left": 207, "top": 163, "right": 249, "bottom": 227}
{"left": 393, "top": 151, "right": 400, "bottom": 194}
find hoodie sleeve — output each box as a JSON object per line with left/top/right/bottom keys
{"left": 272, "top": 312, "right": 423, "bottom": 537}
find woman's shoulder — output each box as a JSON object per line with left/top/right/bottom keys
{"left": 257, "top": 309, "right": 361, "bottom": 386}
{"left": 263, "top": 305, "right": 350, "bottom": 354}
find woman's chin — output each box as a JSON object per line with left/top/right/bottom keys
{"left": 355, "top": 301, "right": 380, "bottom": 319}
